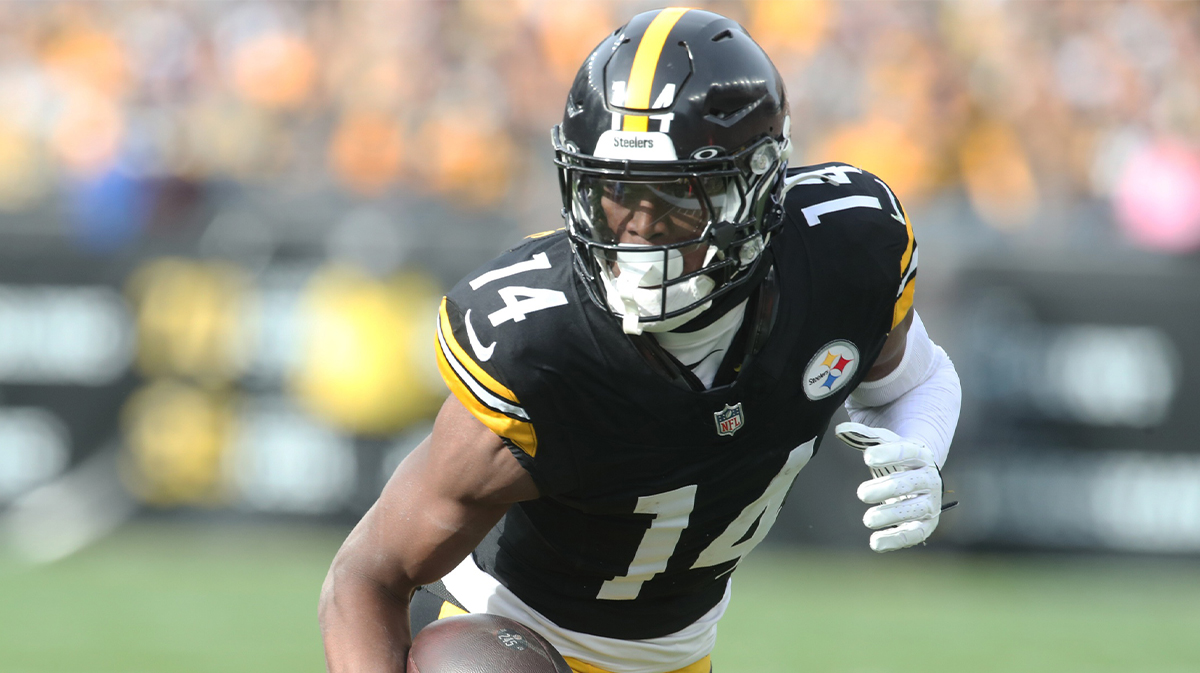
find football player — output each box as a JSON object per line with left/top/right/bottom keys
{"left": 320, "top": 8, "right": 961, "bottom": 673}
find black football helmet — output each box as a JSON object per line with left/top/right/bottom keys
{"left": 553, "top": 7, "right": 790, "bottom": 333}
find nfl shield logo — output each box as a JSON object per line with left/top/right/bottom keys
{"left": 714, "top": 403, "right": 745, "bottom": 437}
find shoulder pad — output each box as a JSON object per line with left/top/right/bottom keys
{"left": 781, "top": 163, "right": 916, "bottom": 328}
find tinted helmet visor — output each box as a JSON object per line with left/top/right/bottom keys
{"left": 569, "top": 175, "right": 740, "bottom": 252}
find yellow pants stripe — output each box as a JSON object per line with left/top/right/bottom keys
{"left": 566, "top": 655, "right": 711, "bottom": 673}
{"left": 437, "top": 600, "right": 468, "bottom": 619}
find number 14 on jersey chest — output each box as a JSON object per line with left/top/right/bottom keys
{"left": 598, "top": 437, "right": 814, "bottom": 601}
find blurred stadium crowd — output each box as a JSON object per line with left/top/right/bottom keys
{"left": 1, "top": 1, "right": 1199, "bottom": 244}
{"left": 0, "top": 0, "right": 1198, "bottom": 560}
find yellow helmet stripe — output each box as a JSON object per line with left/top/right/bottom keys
{"left": 622, "top": 7, "right": 690, "bottom": 132}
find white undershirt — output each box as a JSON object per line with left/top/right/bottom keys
{"left": 441, "top": 557, "right": 730, "bottom": 673}
{"left": 652, "top": 300, "right": 748, "bottom": 388}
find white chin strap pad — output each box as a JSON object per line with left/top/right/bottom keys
{"left": 600, "top": 247, "right": 714, "bottom": 335}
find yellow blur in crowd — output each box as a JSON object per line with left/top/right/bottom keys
{"left": 121, "top": 258, "right": 443, "bottom": 507}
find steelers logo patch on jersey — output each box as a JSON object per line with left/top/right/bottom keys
{"left": 803, "top": 340, "right": 860, "bottom": 400}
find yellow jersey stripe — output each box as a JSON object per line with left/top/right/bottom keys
{"left": 435, "top": 298, "right": 538, "bottom": 456}
{"left": 436, "top": 323, "right": 527, "bottom": 421}
{"left": 435, "top": 324, "right": 539, "bottom": 456}
{"left": 621, "top": 7, "right": 689, "bottom": 132}
{"left": 564, "top": 655, "right": 711, "bottom": 673}
{"left": 438, "top": 298, "right": 518, "bottom": 403}
{"left": 899, "top": 211, "right": 915, "bottom": 281}
{"left": 893, "top": 275, "right": 916, "bottom": 329}
{"left": 892, "top": 212, "right": 916, "bottom": 328}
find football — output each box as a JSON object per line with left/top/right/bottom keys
{"left": 408, "top": 613, "right": 573, "bottom": 673}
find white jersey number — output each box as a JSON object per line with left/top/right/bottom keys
{"left": 597, "top": 485, "right": 698, "bottom": 600}
{"left": 785, "top": 164, "right": 906, "bottom": 226}
{"left": 469, "top": 252, "right": 568, "bottom": 327}
{"left": 598, "top": 439, "right": 815, "bottom": 600}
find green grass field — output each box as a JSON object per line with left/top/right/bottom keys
{"left": 2, "top": 521, "right": 1198, "bottom": 673}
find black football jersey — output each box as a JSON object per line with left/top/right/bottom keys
{"left": 433, "top": 163, "right": 917, "bottom": 640}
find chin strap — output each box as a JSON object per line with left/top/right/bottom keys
{"left": 670, "top": 248, "right": 773, "bottom": 334}
{"left": 617, "top": 273, "right": 644, "bottom": 335}
{"left": 601, "top": 248, "right": 715, "bottom": 336}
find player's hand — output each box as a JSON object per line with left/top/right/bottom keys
{"left": 835, "top": 422, "right": 943, "bottom": 553}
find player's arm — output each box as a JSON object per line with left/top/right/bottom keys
{"left": 862, "top": 308, "right": 913, "bottom": 383}
{"left": 319, "top": 395, "right": 539, "bottom": 673}
{"left": 846, "top": 307, "right": 959, "bottom": 468}
{"left": 837, "top": 305, "right": 962, "bottom": 552}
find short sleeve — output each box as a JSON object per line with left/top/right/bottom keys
{"left": 434, "top": 296, "right": 539, "bottom": 457}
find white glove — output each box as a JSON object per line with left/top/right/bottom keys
{"left": 835, "top": 422, "right": 944, "bottom": 553}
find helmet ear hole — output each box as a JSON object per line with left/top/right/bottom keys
{"left": 749, "top": 142, "right": 778, "bottom": 175}
{"left": 739, "top": 235, "right": 764, "bottom": 266}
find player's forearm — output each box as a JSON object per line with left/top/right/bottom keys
{"left": 319, "top": 559, "right": 414, "bottom": 673}
{"left": 846, "top": 311, "right": 961, "bottom": 467}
